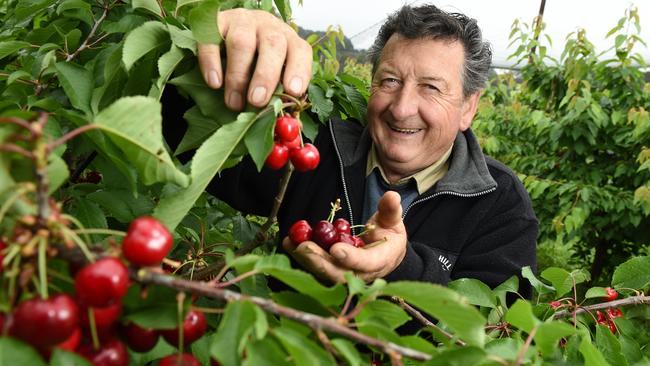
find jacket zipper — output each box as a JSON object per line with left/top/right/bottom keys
{"left": 329, "top": 122, "right": 357, "bottom": 234}
{"left": 402, "top": 187, "right": 497, "bottom": 219}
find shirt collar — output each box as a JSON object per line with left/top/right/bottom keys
{"left": 365, "top": 143, "right": 454, "bottom": 195}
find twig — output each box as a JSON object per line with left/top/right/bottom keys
{"left": 135, "top": 269, "right": 432, "bottom": 361}
{"left": 192, "top": 163, "right": 295, "bottom": 280}
{"left": 47, "top": 124, "right": 100, "bottom": 152}
{"left": 553, "top": 295, "right": 650, "bottom": 319}
{"left": 514, "top": 325, "right": 537, "bottom": 366}
{"left": 315, "top": 329, "right": 339, "bottom": 358}
{"left": 0, "top": 117, "right": 36, "bottom": 133}
{"left": 392, "top": 296, "right": 467, "bottom": 347}
{"left": 214, "top": 270, "right": 259, "bottom": 289}
{"left": 65, "top": 6, "right": 109, "bottom": 62}
{"left": 0, "top": 143, "right": 35, "bottom": 159}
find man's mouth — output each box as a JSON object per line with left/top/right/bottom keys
{"left": 389, "top": 125, "right": 422, "bottom": 134}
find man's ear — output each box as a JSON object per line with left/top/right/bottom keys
{"left": 460, "top": 91, "right": 481, "bottom": 131}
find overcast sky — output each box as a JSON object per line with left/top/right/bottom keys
{"left": 290, "top": 0, "right": 650, "bottom": 67}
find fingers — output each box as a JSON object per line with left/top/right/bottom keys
{"left": 247, "top": 31, "right": 287, "bottom": 107}
{"left": 198, "top": 44, "right": 223, "bottom": 89}
{"left": 282, "top": 238, "right": 346, "bottom": 283}
{"left": 375, "top": 191, "right": 403, "bottom": 228}
{"left": 330, "top": 239, "right": 403, "bottom": 274}
{"left": 283, "top": 36, "right": 312, "bottom": 96}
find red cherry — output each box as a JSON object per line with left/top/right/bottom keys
{"left": 288, "top": 220, "right": 313, "bottom": 245}
{"left": 596, "top": 310, "right": 607, "bottom": 324}
{"left": 284, "top": 135, "right": 302, "bottom": 150}
{"left": 120, "top": 322, "right": 159, "bottom": 353}
{"left": 75, "top": 257, "right": 129, "bottom": 307}
{"left": 158, "top": 353, "right": 202, "bottom": 366}
{"left": 160, "top": 310, "right": 207, "bottom": 347}
{"left": 549, "top": 301, "right": 562, "bottom": 309}
{"left": 0, "top": 240, "right": 6, "bottom": 270}
{"left": 78, "top": 338, "right": 128, "bottom": 366}
{"left": 80, "top": 302, "right": 122, "bottom": 332}
{"left": 604, "top": 287, "right": 618, "bottom": 301}
{"left": 607, "top": 308, "right": 623, "bottom": 318}
{"left": 312, "top": 221, "right": 338, "bottom": 249}
{"left": 10, "top": 294, "right": 79, "bottom": 348}
{"left": 333, "top": 218, "right": 351, "bottom": 234}
{"left": 122, "top": 216, "right": 173, "bottom": 267}
{"left": 274, "top": 115, "right": 301, "bottom": 142}
{"left": 56, "top": 327, "right": 82, "bottom": 352}
{"left": 265, "top": 143, "right": 289, "bottom": 170}
{"left": 608, "top": 320, "right": 617, "bottom": 334}
{"left": 352, "top": 236, "right": 365, "bottom": 248}
{"left": 337, "top": 232, "right": 356, "bottom": 245}
{"left": 290, "top": 143, "right": 320, "bottom": 172}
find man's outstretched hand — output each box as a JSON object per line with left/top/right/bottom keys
{"left": 283, "top": 191, "right": 408, "bottom": 283}
{"left": 197, "top": 9, "right": 313, "bottom": 111}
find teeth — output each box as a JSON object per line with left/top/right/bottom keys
{"left": 390, "top": 126, "right": 421, "bottom": 134}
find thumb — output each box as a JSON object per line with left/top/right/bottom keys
{"left": 375, "top": 191, "right": 403, "bottom": 229}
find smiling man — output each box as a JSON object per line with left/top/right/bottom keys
{"left": 186, "top": 4, "right": 538, "bottom": 298}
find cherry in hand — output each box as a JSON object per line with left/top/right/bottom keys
{"left": 289, "top": 220, "right": 312, "bottom": 245}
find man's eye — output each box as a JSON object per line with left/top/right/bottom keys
{"left": 381, "top": 78, "right": 399, "bottom": 87}
{"left": 424, "top": 84, "right": 439, "bottom": 92}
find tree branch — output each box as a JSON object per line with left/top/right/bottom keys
{"left": 0, "top": 143, "right": 35, "bottom": 159}
{"left": 392, "top": 296, "right": 467, "bottom": 347}
{"left": 135, "top": 269, "right": 432, "bottom": 361}
{"left": 47, "top": 124, "right": 99, "bottom": 152}
{"left": 553, "top": 295, "right": 650, "bottom": 319}
{"left": 65, "top": 6, "right": 109, "bottom": 62}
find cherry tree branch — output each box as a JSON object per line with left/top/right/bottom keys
{"left": 553, "top": 295, "right": 650, "bottom": 319}
{"left": 135, "top": 269, "right": 433, "bottom": 361}
{"left": 192, "top": 163, "right": 294, "bottom": 280}
{"left": 392, "top": 296, "right": 467, "bottom": 347}
{"left": 65, "top": 5, "right": 109, "bottom": 62}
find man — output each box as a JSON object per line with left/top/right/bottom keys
{"left": 187, "top": 4, "right": 537, "bottom": 296}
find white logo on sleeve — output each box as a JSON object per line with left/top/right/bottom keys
{"left": 438, "top": 255, "right": 452, "bottom": 271}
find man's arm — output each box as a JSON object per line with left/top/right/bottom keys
{"left": 197, "top": 9, "right": 313, "bottom": 110}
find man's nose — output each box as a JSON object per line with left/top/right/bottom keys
{"left": 388, "top": 85, "right": 418, "bottom": 120}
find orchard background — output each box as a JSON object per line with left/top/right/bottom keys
{"left": 0, "top": 0, "right": 649, "bottom": 365}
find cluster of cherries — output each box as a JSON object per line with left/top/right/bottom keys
{"left": 265, "top": 115, "right": 320, "bottom": 172}
{"left": 550, "top": 286, "right": 623, "bottom": 334}
{"left": 3, "top": 216, "right": 210, "bottom": 366}
{"left": 288, "top": 200, "right": 367, "bottom": 250}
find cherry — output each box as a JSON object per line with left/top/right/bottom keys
{"left": 10, "top": 294, "right": 79, "bottom": 348}
{"left": 120, "top": 321, "right": 159, "bottom": 353}
{"left": 284, "top": 135, "right": 302, "bottom": 150}
{"left": 333, "top": 218, "right": 351, "bottom": 234}
{"left": 78, "top": 338, "right": 128, "bottom": 366}
{"left": 608, "top": 320, "right": 617, "bottom": 334}
{"left": 288, "top": 220, "right": 312, "bottom": 245}
{"left": 607, "top": 308, "right": 623, "bottom": 318}
{"left": 80, "top": 302, "right": 122, "bottom": 332}
{"left": 352, "top": 236, "right": 365, "bottom": 248}
{"left": 75, "top": 257, "right": 129, "bottom": 307}
{"left": 0, "top": 240, "right": 6, "bottom": 270}
{"left": 265, "top": 143, "right": 289, "bottom": 170}
{"left": 122, "top": 216, "right": 173, "bottom": 267}
{"left": 274, "top": 115, "right": 300, "bottom": 143}
{"left": 596, "top": 310, "right": 607, "bottom": 324}
{"left": 312, "top": 221, "right": 338, "bottom": 249}
{"left": 158, "top": 353, "right": 202, "bottom": 366}
{"left": 160, "top": 310, "right": 207, "bottom": 347}
{"left": 290, "top": 143, "right": 320, "bottom": 172}
{"left": 549, "top": 301, "right": 562, "bottom": 309}
{"left": 56, "top": 327, "right": 81, "bottom": 352}
{"left": 604, "top": 287, "right": 618, "bottom": 301}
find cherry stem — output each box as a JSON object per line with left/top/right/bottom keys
{"left": 327, "top": 199, "right": 342, "bottom": 223}
{"left": 214, "top": 270, "right": 260, "bottom": 289}
{"left": 37, "top": 236, "right": 48, "bottom": 299}
{"left": 135, "top": 269, "right": 432, "bottom": 361}
{"left": 0, "top": 116, "right": 35, "bottom": 134}
{"left": 0, "top": 183, "right": 33, "bottom": 225}
{"left": 176, "top": 292, "right": 186, "bottom": 356}
{"left": 88, "top": 308, "right": 100, "bottom": 351}
{"left": 73, "top": 228, "right": 126, "bottom": 237}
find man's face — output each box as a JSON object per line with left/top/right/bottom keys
{"left": 367, "top": 34, "right": 480, "bottom": 182}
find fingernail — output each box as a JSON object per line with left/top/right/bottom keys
{"left": 229, "top": 91, "right": 242, "bottom": 109}
{"left": 333, "top": 249, "right": 347, "bottom": 260}
{"left": 207, "top": 70, "right": 220, "bottom": 88}
{"left": 289, "top": 76, "right": 302, "bottom": 94}
{"left": 250, "top": 86, "right": 267, "bottom": 105}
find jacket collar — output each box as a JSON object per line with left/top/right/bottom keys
{"left": 329, "top": 118, "right": 497, "bottom": 196}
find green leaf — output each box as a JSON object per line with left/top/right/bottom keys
{"left": 308, "top": 84, "right": 334, "bottom": 122}
{"left": 521, "top": 266, "right": 554, "bottom": 295}
{"left": 67, "top": 200, "right": 107, "bottom": 244}
{"left": 54, "top": 62, "right": 93, "bottom": 115}
{"left": 585, "top": 287, "right": 608, "bottom": 299}
{"left": 541, "top": 267, "right": 590, "bottom": 297}
{"left": 50, "top": 349, "right": 92, "bottom": 366}
{"left": 382, "top": 281, "right": 486, "bottom": 346}
{"left": 422, "top": 346, "right": 486, "bottom": 366}
{"left": 595, "top": 324, "right": 628, "bottom": 366}
{"left": 493, "top": 275, "right": 519, "bottom": 306}
{"left": 0, "top": 338, "right": 47, "bottom": 366}
{"left": 448, "top": 278, "right": 497, "bottom": 308}
{"left": 175, "top": 106, "right": 221, "bottom": 155}
{"left": 211, "top": 301, "right": 259, "bottom": 366}
{"left": 175, "top": 0, "right": 203, "bottom": 13}
{"left": 188, "top": 0, "right": 222, "bottom": 45}
{"left": 243, "top": 109, "right": 275, "bottom": 171}
{"left": 94, "top": 96, "right": 190, "bottom": 187}
{"left": 48, "top": 154, "right": 69, "bottom": 193}
{"left": 154, "top": 111, "right": 258, "bottom": 230}
{"left": 122, "top": 21, "right": 170, "bottom": 71}
{"left": 264, "top": 267, "right": 347, "bottom": 306}
{"left": 271, "top": 291, "right": 331, "bottom": 317}
{"left": 169, "top": 68, "right": 237, "bottom": 121}
{"left": 242, "top": 338, "right": 291, "bottom": 366}
{"left": 579, "top": 336, "right": 610, "bottom": 366}
{"left": 272, "top": 327, "right": 336, "bottom": 366}
{"left": 331, "top": 339, "right": 361, "bottom": 366}
{"left": 612, "top": 256, "right": 650, "bottom": 290}
{"left": 168, "top": 24, "right": 197, "bottom": 54}
{"left": 299, "top": 112, "right": 319, "bottom": 142}
{"left": 0, "top": 41, "right": 30, "bottom": 60}
{"left": 355, "top": 299, "right": 410, "bottom": 330}
{"left": 86, "top": 189, "right": 153, "bottom": 223}
{"left": 156, "top": 44, "right": 186, "bottom": 91}
{"left": 504, "top": 300, "right": 539, "bottom": 333}
{"left": 535, "top": 321, "right": 578, "bottom": 356}
{"left": 484, "top": 338, "right": 522, "bottom": 362}
{"left": 124, "top": 304, "right": 177, "bottom": 329}
{"left": 273, "top": 0, "right": 291, "bottom": 21}
{"left": 132, "top": 0, "right": 162, "bottom": 17}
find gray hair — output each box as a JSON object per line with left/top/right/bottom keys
{"left": 368, "top": 4, "right": 492, "bottom": 98}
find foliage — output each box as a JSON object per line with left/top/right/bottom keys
{"left": 474, "top": 7, "right": 650, "bottom": 281}
{"left": 0, "top": 0, "right": 649, "bottom": 365}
